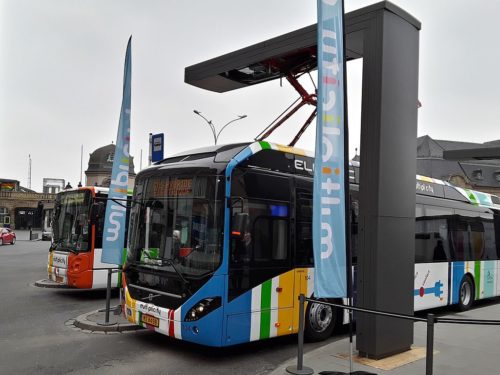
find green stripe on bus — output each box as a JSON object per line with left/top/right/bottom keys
{"left": 260, "top": 280, "right": 272, "bottom": 339}
{"left": 259, "top": 141, "right": 271, "bottom": 150}
{"left": 466, "top": 190, "right": 478, "bottom": 205}
{"left": 475, "top": 261, "right": 481, "bottom": 300}
{"left": 117, "top": 248, "right": 127, "bottom": 288}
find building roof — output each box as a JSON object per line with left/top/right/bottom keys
{"left": 86, "top": 144, "right": 136, "bottom": 175}
{"left": 417, "top": 135, "right": 500, "bottom": 188}
{"left": 418, "top": 136, "right": 500, "bottom": 165}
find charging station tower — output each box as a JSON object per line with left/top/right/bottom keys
{"left": 185, "top": 1, "right": 420, "bottom": 359}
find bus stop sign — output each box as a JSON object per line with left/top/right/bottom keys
{"left": 151, "top": 133, "right": 164, "bottom": 163}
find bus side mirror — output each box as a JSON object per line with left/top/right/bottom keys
{"left": 231, "top": 213, "right": 249, "bottom": 238}
{"left": 90, "top": 202, "right": 105, "bottom": 224}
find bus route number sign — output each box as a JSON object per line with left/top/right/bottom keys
{"left": 141, "top": 314, "right": 159, "bottom": 328}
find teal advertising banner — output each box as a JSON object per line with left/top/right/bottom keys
{"left": 101, "top": 37, "right": 132, "bottom": 265}
{"left": 313, "top": 0, "right": 347, "bottom": 297}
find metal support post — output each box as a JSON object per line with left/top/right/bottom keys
{"left": 105, "top": 269, "right": 112, "bottom": 323}
{"left": 286, "top": 294, "right": 314, "bottom": 375}
{"left": 426, "top": 313, "right": 435, "bottom": 375}
{"left": 98, "top": 269, "right": 116, "bottom": 326}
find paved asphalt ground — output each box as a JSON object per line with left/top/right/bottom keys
{"left": 0, "top": 239, "right": 338, "bottom": 375}
{"left": 2, "top": 237, "right": 500, "bottom": 374}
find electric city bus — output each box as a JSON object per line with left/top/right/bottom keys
{"left": 48, "top": 186, "right": 130, "bottom": 289}
{"left": 122, "top": 142, "right": 500, "bottom": 346}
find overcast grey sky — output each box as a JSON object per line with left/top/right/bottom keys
{"left": 1, "top": 0, "right": 500, "bottom": 192}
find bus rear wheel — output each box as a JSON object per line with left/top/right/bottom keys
{"left": 458, "top": 275, "right": 474, "bottom": 311}
{"left": 304, "top": 299, "right": 337, "bottom": 342}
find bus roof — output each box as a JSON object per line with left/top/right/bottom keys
{"left": 58, "top": 186, "right": 133, "bottom": 196}
{"left": 145, "top": 141, "right": 500, "bottom": 210}
{"left": 416, "top": 175, "right": 500, "bottom": 209}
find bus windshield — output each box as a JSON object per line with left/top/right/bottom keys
{"left": 127, "top": 175, "right": 223, "bottom": 277}
{"left": 52, "top": 190, "right": 91, "bottom": 252}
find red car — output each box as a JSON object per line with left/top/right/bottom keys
{"left": 0, "top": 228, "right": 16, "bottom": 245}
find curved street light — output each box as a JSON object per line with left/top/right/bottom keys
{"left": 193, "top": 110, "right": 247, "bottom": 145}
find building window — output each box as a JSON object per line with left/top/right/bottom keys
{"left": 472, "top": 169, "right": 483, "bottom": 180}
{"left": 494, "top": 171, "right": 500, "bottom": 182}
{"left": 0, "top": 207, "right": 9, "bottom": 225}
{"left": 107, "top": 153, "right": 115, "bottom": 163}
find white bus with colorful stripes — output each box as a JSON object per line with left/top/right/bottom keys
{"left": 48, "top": 186, "right": 130, "bottom": 289}
{"left": 122, "top": 142, "right": 500, "bottom": 346}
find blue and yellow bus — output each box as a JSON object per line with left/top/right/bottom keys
{"left": 122, "top": 142, "right": 500, "bottom": 346}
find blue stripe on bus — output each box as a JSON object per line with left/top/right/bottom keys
{"left": 447, "top": 262, "right": 452, "bottom": 306}
{"left": 223, "top": 290, "right": 252, "bottom": 345}
{"left": 180, "top": 274, "right": 226, "bottom": 346}
{"left": 219, "top": 144, "right": 258, "bottom": 346}
{"left": 452, "top": 262, "right": 465, "bottom": 304}
{"left": 219, "top": 145, "right": 256, "bottom": 277}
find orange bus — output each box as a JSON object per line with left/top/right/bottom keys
{"left": 47, "top": 186, "right": 129, "bottom": 289}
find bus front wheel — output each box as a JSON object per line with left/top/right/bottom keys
{"left": 458, "top": 275, "right": 474, "bottom": 311}
{"left": 304, "top": 299, "right": 337, "bottom": 342}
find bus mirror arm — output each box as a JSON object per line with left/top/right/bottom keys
{"left": 232, "top": 213, "right": 249, "bottom": 237}
{"left": 229, "top": 196, "right": 245, "bottom": 209}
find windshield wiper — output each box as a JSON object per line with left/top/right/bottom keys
{"left": 50, "top": 239, "right": 78, "bottom": 254}
{"left": 50, "top": 238, "right": 64, "bottom": 251}
{"left": 158, "top": 258, "right": 193, "bottom": 296}
{"left": 133, "top": 256, "right": 193, "bottom": 297}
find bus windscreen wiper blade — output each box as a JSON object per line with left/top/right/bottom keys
{"left": 158, "top": 258, "right": 193, "bottom": 296}
{"left": 51, "top": 239, "right": 78, "bottom": 254}
{"left": 50, "top": 238, "right": 64, "bottom": 251}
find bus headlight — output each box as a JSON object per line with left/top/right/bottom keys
{"left": 184, "top": 297, "right": 221, "bottom": 322}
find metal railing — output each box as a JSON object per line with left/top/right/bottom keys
{"left": 286, "top": 294, "right": 500, "bottom": 375}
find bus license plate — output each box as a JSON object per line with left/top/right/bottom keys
{"left": 141, "top": 314, "right": 159, "bottom": 328}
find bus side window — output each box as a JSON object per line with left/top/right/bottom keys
{"left": 228, "top": 198, "right": 290, "bottom": 301}
{"left": 415, "top": 205, "right": 452, "bottom": 262}
{"left": 449, "top": 217, "right": 469, "bottom": 261}
{"left": 94, "top": 213, "right": 105, "bottom": 249}
{"left": 494, "top": 214, "right": 500, "bottom": 260}
{"left": 253, "top": 216, "right": 288, "bottom": 261}
{"left": 482, "top": 220, "right": 496, "bottom": 260}
{"left": 469, "top": 220, "right": 485, "bottom": 260}
{"left": 295, "top": 192, "right": 313, "bottom": 267}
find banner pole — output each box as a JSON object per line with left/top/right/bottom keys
{"left": 335, "top": 0, "right": 353, "bottom": 370}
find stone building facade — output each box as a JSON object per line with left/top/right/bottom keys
{"left": 0, "top": 189, "right": 54, "bottom": 230}
{"left": 85, "top": 144, "right": 136, "bottom": 190}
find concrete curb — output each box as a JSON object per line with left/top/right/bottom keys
{"left": 34, "top": 279, "right": 72, "bottom": 289}
{"left": 73, "top": 309, "right": 143, "bottom": 333}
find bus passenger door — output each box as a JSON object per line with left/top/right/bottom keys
{"left": 225, "top": 200, "right": 295, "bottom": 343}
{"left": 293, "top": 188, "right": 315, "bottom": 332}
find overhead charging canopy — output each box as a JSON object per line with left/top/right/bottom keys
{"left": 184, "top": 16, "right": 364, "bottom": 145}
{"left": 185, "top": 23, "right": 362, "bottom": 93}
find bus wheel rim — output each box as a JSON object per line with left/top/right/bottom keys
{"left": 461, "top": 281, "right": 471, "bottom": 306}
{"left": 309, "top": 303, "right": 333, "bottom": 332}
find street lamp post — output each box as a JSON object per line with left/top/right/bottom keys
{"left": 193, "top": 110, "right": 247, "bottom": 145}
